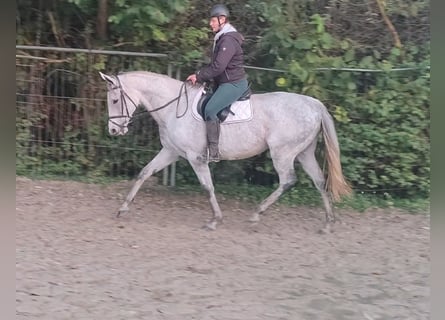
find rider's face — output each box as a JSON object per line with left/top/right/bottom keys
{"left": 209, "top": 16, "right": 226, "bottom": 33}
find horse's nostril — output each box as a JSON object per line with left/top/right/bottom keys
{"left": 111, "top": 128, "right": 117, "bottom": 134}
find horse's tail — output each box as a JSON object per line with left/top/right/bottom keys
{"left": 319, "top": 104, "right": 353, "bottom": 201}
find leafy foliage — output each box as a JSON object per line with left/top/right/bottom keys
{"left": 244, "top": 3, "right": 430, "bottom": 198}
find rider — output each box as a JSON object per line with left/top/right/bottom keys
{"left": 186, "top": 3, "right": 248, "bottom": 162}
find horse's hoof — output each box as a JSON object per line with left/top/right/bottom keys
{"left": 202, "top": 221, "right": 217, "bottom": 231}
{"left": 249, "top": 213, "right": 260, "bottom": 223}
{"left": 116, "top": 207, "right": 129, "bottom": 217}
{"left": 318, "top": 223, "right": 332, "bottom": 234}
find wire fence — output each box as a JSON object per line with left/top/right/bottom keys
{"left": 16, "top": 46, "right": 168, "bottom": 180}
{"left": 16, "top": 45, "right": 429, "bottom": 197}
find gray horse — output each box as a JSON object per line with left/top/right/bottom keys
{"left": 99, "top": 71, "right": 352, "bottom": 231}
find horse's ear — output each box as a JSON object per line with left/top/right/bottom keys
{"left": 99, "top": 72, "right": 117, "bottom": 86}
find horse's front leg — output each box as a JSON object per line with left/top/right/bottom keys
{"left": 117, "top": 148, "right": 178, "bottom": 216}
{"left": 188, "top": 159, "right": 222, "bottom": 230}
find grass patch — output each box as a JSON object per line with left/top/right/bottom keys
{"left": 174, "top": 182, "right": 429, "bottom": 214}
{"left": 16, "top": 173, "right": 129, "bottom": 185}
{"left": 17, "top": 174, "right": 429, "bottom": 214}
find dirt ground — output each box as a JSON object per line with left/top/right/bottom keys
{"left": 16, "top": 176, "right": 430, "bottom": 320}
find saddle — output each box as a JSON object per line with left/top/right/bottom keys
{"left": 197, "top": 84, "right": 252, "bottom": 122}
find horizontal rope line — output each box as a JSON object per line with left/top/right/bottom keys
{"left": 16, "top": 93, "right": 106, "bottom": 102}
{"left": 16, "top": 45, "right": 430, "bottom": 74}
{"left": 16, "top": 45, "right": 169, "bottom": 58}
{"left": 17, "top": 139, "right": 159, "bottom": 152}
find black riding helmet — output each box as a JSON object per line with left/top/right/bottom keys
{"left": 210, "top": 4, "right": 230, "bottom": 18}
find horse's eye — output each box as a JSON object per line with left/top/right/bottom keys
{"left": 112, "top": 99, "right": 119, "bottom": 104}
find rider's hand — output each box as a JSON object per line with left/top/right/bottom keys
{"left": 186, "top": 74, "right": 197, "bottom": 85}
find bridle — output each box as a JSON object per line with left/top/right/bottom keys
{"left": 107, "top": 75, "right": 189, "bottom": 131}
{"left": 107, "top": 76, "right": 137, "bottom": 130}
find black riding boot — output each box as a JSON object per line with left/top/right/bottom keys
{"left": 206, "top": 119, "right": 221, "bottom": 162}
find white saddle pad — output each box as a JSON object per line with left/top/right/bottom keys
{"left": 191, "top": 87, "right": 253, "bottom": 124}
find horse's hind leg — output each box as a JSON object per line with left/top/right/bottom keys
{"left": 250, "top": 151, "right": 296, "bottom": 222}
{"left": 297, "top": 142, "right": 336, "bottom": 233}
{"left": 117, "top": 148, "right": 178, "bottom": 216}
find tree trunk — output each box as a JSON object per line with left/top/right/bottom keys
{"left": 96, "top": 0, "right": 108, "bottom": 40}
{"left": 375, "top": 0, "right": 402, "bottom": 48}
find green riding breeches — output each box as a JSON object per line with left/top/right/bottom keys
{"left": 204, "top": 79, "right": 249, "bottom": 121}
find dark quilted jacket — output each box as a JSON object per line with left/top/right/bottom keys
{"left": 196, "top": 31, "right": 246, "bottom": 85}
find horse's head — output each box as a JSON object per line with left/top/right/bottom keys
{"left": 99, "top": 72, "right": 139, "bottom": 135}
